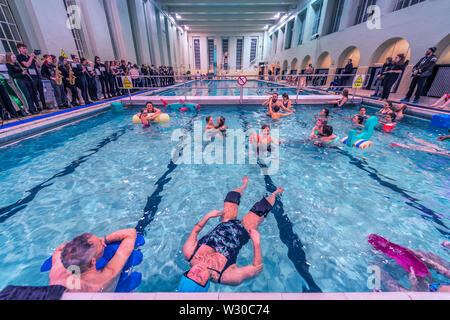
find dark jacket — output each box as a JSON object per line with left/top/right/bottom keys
{"left": 7, "top": 63, "right": 28, "bottom": 79}
{"left": 343, "top": 62, "right": 354, "bottom": 74}
{"left": 40, "top": 63, "right": 55, "bottom": 81}
{"left": 413, "top": 54, "right": 438, "bottom": 78}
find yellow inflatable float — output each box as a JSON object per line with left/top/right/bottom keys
{"left": 132, "top": 113, "right": 170, "bottom": 123}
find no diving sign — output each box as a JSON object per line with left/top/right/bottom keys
{"left": 237, "top": 76, "right": 247, "bottom": 86}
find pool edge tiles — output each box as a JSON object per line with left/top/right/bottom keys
{"left": 60, "top": 292, "right": 450, "bottom": 300}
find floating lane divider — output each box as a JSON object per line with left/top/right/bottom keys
{"left": 238, "top": 112, "right": 322, "bottom": 293}
{"left": 0, "top": 126, "right": 131, "bottom": 223}
{"left": 135, "top": 113, "right": 201, "bottom": 235}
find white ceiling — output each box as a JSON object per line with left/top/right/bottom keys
{"left": 159, "top": 0, "right": 299, "bottom": 33}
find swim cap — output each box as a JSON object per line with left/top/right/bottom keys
{"left": 178, "top": 273, "right": 210, "bottom": 293}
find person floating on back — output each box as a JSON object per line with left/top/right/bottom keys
{"left": 179, "top": 177, "right": 284, "bottom": 291}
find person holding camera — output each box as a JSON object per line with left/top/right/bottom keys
{"left": 16, "top": 43, "right": 48, "bottom": 110}
{"left": 401, "top": 47, "right": 438, "bottom": 104}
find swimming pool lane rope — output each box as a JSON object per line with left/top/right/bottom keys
{"left": 0, "top": 125, "right": 131, "bottom": 223}
{"left": 238, "top": 111, "right": 322, "bottom": 293}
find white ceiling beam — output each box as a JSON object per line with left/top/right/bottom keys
{"left": 161, "top": 0, "right": 298, "bottom": 6}
{"left": 165, "top": 5, "right": 291, "bottom": 14}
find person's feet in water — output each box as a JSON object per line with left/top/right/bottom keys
{"left": 241, "top": 176, "right": 249, "bottom": 189}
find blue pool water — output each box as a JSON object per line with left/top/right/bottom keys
{"left": 151, "top": 80, "right": 308, "bottom": 97}
{"left": 0, "top": 104, "right": 449, "bottom": 293}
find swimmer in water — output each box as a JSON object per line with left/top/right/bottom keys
{"left": 311, "top": 118, "right": 328, "bottom": 139}
{"left": 204, "top": 116, "right": 215, "bottom": 131}
{"left": 314, "top": 125, "right": 337, "bottom": 146}
{"left": 390, "top": 133, "right": 450, "bottom": 156}
{"left": 139, "top": 109, "right": 151, "bottom": 128}
{"left": 215, "top": 116, "right": 227, "bottom": 135}
{"left": 268, "top": 105, "right": 293, "bottom": 120}
{"left": 377, "top": 245, "right": 450, "bottom": 293}
{"left": 262, "top": 93, "right": 281, "bottom": 116}
{"left": 179, "top": 177, "right": 284, "bottom": 291}
{"left": 145, "top": 102, "right": 162, "bottom": 118}
{"left": 250, "top": 125, "right": 281, "bottom": 154}
{"left": 351, "top": 107, "right": 368, "bottom": 127}
{"left": 318, "top": 108, "right": 330, "bottom": 120}
{"left": 280, "top": 93, "right": 296, "bottom": 113}
{"left": 377, "top": 102, "right": 393, "bottom": 116}
{"left": 49, "top": 229, "right": 137, "bottom": 292}
{"left": 380, "top": 112, "right": 396, "bottom": 125}
{"left": 328, "top": 89, "right": 349, "bottom": 108}
{"left": 394, "top": 104, "right": 407, "bottom": 122}
{"left": 138, "top": 102, "right": 163, "bottom": 127}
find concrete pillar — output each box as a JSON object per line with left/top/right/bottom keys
{"left": 103, "top": 0, "right": 127, "bottom": 60}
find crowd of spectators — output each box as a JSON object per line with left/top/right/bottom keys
{"left": 0, "top": 43, "right": 175, "bottom": 121}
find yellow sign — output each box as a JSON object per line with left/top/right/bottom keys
{"left": 352, "top": 74, "right": 365, "bottom": 88}
{"left": 61, "top": 49, "right": 68, "bottom": 59}
{"left": 123, "top": 76, "right": 133, "bottom": 89}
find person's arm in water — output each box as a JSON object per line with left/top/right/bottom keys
{"left": 438, "top": 135, "right": 450, "bottom": 141}
{"left": 280, "top": 100, "right": 295, "bottom": 113}
{"left": 219, "top": 229, "right": 263, "bottom": 286}
{"left": 270, "top": 135, "right": 282, "bottom": 146}
{"left": 410, "top": 249, "right": 450, "bottom": 279}
{"left": 147, "top": 107, "right": 162, "bottom": 120}
{"left": 311, "top": 126, "right": 319, "bottom": 138}
{"left": 182, "top": 210, "right": 223, "bottom": 260}
{"left": 337, "top": 97, "right": 348, "bottom": 107}
{"left": 101, "top": 229, "right": 137, "bottom": 279}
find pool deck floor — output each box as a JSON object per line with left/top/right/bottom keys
{"left": 61, "top": 292, "right": 450, "bottom": 300}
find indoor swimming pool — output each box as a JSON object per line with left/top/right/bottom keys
{"left": 150, "top": 79, "right": 311, "bottom": 97}
{"left": 0, "top": 104, "right": 448, "bottom": 293}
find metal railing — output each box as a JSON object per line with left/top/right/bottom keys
{"left": 115, "top": 74, "right": 360, "bottom": 103}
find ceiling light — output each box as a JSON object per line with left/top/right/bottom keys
{"left": 184, "top": 25, "right": 189, "bottom": 30}
{"left": 274, "top": 12, "right": 280, "bottom": 19}
{"left": 263, "top": 25, "right": 269, "bottom": 30}
{"left": 175, "top": 14, "right": 181, "bottom": 19}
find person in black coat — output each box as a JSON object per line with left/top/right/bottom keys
{"left": 41, "top": 55, "right": 68, "bottom": 109}
{"left": 5, "top": 52, "right": 39, "bottom": 114}
{"left": 95, "top": 56, "right": 111, "bottom": 99}
{"left": 0, "top": 82, "right": 20, "bottom": 119}
{"left": 381, "top": 53, "right": 406, "bottom": 101}
{"left": 401, "top": 47, "right": 438, "bottom": 103}
{"left": 71, "top": 55, "right": 91, "bottom": 105}
{"left": 341, "top": 59, "right": 354, "bottom": 87}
